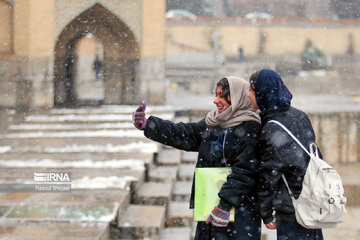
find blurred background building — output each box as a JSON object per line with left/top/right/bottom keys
{"left": 0, "top": 0, "right": 166, "bottom": 108}
{"left": 1, "top": 0, "right": 360, "bottom": 109}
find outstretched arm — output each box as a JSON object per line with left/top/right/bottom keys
{"left": 144, "top": 115, "right": 205, "bottom": 152}
{"left": 132, "top": 101, "right": 205, "bottom": 151}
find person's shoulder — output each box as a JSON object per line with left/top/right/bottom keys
{"left": 287, "top": 106, "right": 308, "bottom": 117}
{"left": 261, "top": 119, "right": 284, "bottom": 139}
{"left": 233, "top": 121, "right": 261, "bottom": 137}
{"left": 241, "top": 120, "right": 261, "bottom": 130}
{"left": 283, "top": 107, "right": 311, "bottom": 127}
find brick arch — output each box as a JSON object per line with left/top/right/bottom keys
{"left": 54, "top": 0, "right": 141, "bottom": 44}
{"left": 54, "top": 3, "right": 140, "bottom": 106}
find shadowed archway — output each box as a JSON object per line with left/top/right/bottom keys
{"left": 54, "top": 3, "right": 140, "bottom": 106}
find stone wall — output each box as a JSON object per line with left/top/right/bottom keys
{"left": 138, "top": 57, "right": 166, "bottom": 104}
{"left": 166, "top": 22, "right": 360, "bottom": 57}
{"left": 0, "top": 57, "right": 18, "bottom": 107}
{"left": 0, "top": 56, "right": 54, "bottom": 109}
{"left": 0, "top": 0, "right": 167, "bottom": 108}
{"left": 0, "top": 1, "right": 12, "bottom": 54}
{"left": 0, "top": 57, "right": 53, "bottom": 109}
{"left": 310, "top": 112, "right": 360, "bottom": 165}
{"left": 185, "top": 109, "right": 360, "bottom": 165}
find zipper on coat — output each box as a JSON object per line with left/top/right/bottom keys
{"left": 222, "top": 130, "right": 227, "bottom": 164}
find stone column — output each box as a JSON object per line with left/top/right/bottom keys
{"left": 140, "top": 0, "right": 166, "bottom": 104}
{"left": 13, "top": 0, "right": 55, "bottom": 108}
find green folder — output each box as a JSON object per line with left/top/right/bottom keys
{"left": 194, "top": 167, "right": 235, "bottom": 222}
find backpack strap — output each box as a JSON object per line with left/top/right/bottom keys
{"left": 268, "top": 120, "right": 312, "bottom": 201}
{"left": 281, "top": 174, "right": 295, "bottom": 200}
{"left": 268, "top": 120, "right": 311, "bottom": 156}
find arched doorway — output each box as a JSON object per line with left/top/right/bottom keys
{"left": 75, "top": 33, "right": 104, "bottom": 105}
{"left": 54, "top": 3, "right": 139, "bottom": 106}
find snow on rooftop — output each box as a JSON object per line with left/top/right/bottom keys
{"left": 0, "top": 159, "right": 146, "bottom": 170}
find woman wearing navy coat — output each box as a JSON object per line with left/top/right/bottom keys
{"left": 248, "top": 69, "right": 324, "bottom": 240}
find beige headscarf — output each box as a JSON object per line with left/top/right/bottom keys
{"left": 205, "top": 76, "right": 261, "bottom": 128}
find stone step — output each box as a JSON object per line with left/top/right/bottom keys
{"left": 172, "top": 181, "right": 192, "bottom": 202}
{"left": 0, "top": 190, "right": 130, "bottom": 224}
{"left": 156, "top": 149, "right": 182, "bottom": 166}
{"left": 0, "top": 130, "right": 144, "bottom": 140}
{"left": 46, "top": 106, "right": 177, "bottom": 115}
{"left": 160, "top": 227, "right": 192, "bottom": 240}
{"left": 133, "top": 182, "right": 173, "bottom": 206}
{"left": 181, "top": 151, "right": 197, "bottom": 164}
{"left": 7, "top": 122, "right": 135, "bottom": 132}
{"left": 3, "top": 204, "right": 119, "bottom": 222}
{"left": 7, "top": 106, "right": 176, "bottom": 116}
{"left": 117, "top": 204, "right": 166, "bottom": 240}
{"left": 0, "top": 189, "right": 129, "bottom": 207}
{"left": 178, "top": 164, "right": 195, "bottom": 181}
{"left": 0, "top": 157, "right": 151, "bottom": 172}
{"left": 0, "top": 221, "right": 110, "bottom": 240}
{"left": 0, "top": 152, "right": 153, "bottom": 161}
{"left": 0, "top": 137, "right": 155, "bottom": 149}
{"left": 20, "top": 113, "right": 174, "bottom": 124}
{"left": 166, "top": 201, "right": 193, "bottom": 227}
{"left": 0, "top": 168, "right": 145, "bottom": 192}
{"left": 148, "top": 166, "right": 179, "bottom": 183}
{"left": 0, "top": 141, "right": 158, "bottom": 155}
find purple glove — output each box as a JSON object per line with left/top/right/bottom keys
{"left": 133, "top": 101, "right": 147, "bottom": 129}
{"left": 205, "top": 206, "right": 230, "bottom": 227}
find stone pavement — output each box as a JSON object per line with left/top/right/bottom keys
{"left": 0, "top": 106, "right": 175, "bottom": 239}
{"left": 0, "top": 106, "right": 359, "bottom": 239}
{"left": 322, "top": 207, "right": 360, "bottom": 240}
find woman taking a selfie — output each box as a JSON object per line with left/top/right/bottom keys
{"left": 133, "top": 77, "right": 261, "bottom": 240}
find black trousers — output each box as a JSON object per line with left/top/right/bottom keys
{"left": 194, "top": 198, "right": 261, "bottom": 240}
{"left": 276, "top": 219, "right": 324, "bottom": 240}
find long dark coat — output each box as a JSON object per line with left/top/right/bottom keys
{"left": 255, "top": 69, "right": 323, "bottom": 240}
{"left": 143, "top": 116, "right": 261, "bottom": 239}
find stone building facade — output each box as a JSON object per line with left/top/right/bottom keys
{"left": 1, "top": 0, "right": 360, "bottom": 108}
{"left": 0, "top": 0, "right": 166, "bottom": 108}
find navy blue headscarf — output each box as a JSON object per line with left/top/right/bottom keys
{"left": 255, "top": 69, "right": 293, "bottom": 111}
